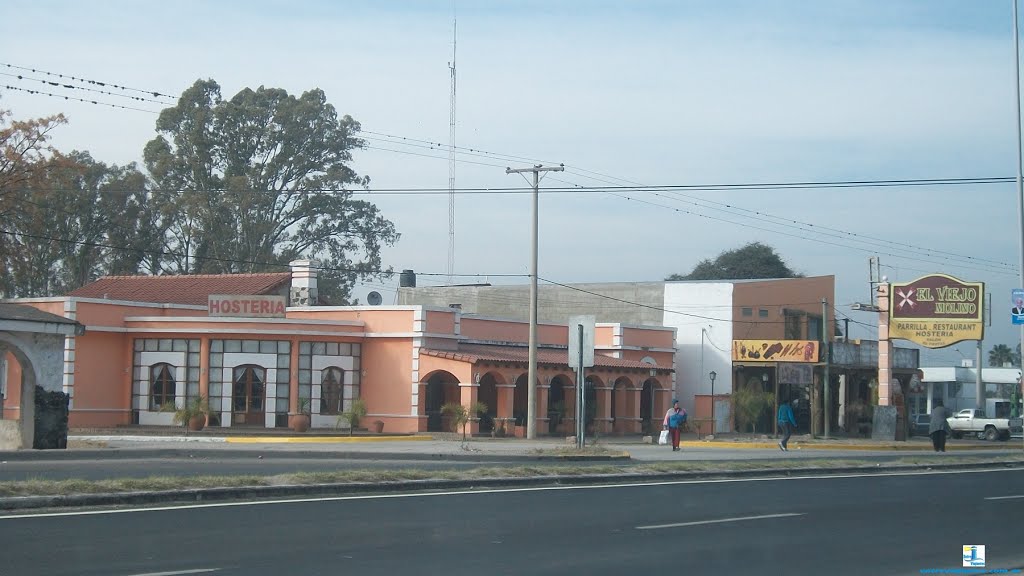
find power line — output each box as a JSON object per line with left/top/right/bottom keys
{"left": 0, "top": 71, "right": 172, "bottom": 106}
{"left": 0, "top": 62, "right": 174, "bottom": 100}
{"left": 1, "top": 85, "right": 158, "bottom": 114}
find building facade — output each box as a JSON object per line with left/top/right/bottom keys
{"left": 399, "top": 275, "right": 835, "bottom": 433}
{"left": 2, "top": 264, "right": 675, "bottom": 435}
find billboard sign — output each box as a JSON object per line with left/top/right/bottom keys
{"left": 888, "top": 274, "right": 983, "bottom": 348}
{"left": 732, "top": 340, "right": 820, "bottom": 363}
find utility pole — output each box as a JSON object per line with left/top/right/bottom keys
{"left": 506, "top": 163, "right": 563, "bottom": 439}
{"left": 823, "top": 298, "right": 831, "bottom": 439}
{"left": 1012, "top": 0, "right": 1024, "bottom": 449}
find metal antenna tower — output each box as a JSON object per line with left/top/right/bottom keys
{"left": 446, "top": 11, "right": 457, "bottom": 286}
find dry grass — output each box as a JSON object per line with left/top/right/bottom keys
{"left": 0, "top": 455, "right": 1020, "bottom": 498}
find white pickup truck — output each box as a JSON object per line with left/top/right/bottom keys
{"left": 946, "top": 408, "right": 1010, "bottom": 441}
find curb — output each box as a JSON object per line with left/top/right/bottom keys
{"left": 676, "top": 441, "right": 1010, "bottom": 451}
{"left": 2, "top": 459, "right": 1021, "bottom": 512}
{"left": 224, "top": 435, "right": 435, "bottom": 444}
{"left": 0, "top": 448, "right": 631, "bottom": 463}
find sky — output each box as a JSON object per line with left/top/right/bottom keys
{"left": 1, "top": 0, "right": 1022, "bottom": 367}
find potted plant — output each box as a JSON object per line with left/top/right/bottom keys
{"left": 291, "top": 398, "right": 311, "bottom": 433}
{"left": 441, "top": 401, "right": 487, "bottom": 441}
{"left": 168, "top": 395, "right": 209, "bottom": 432}
{"left": 339, "top": 398, "right": 368, "bottom": 436}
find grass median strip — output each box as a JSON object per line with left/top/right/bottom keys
{"left": 1, "top": 455, "right": 1021, "bottom": 498}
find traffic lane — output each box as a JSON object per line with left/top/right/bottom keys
{"left": 0, "top": 457, "right": 515, "bottom": 481}
{"left": 1, "top": 449, "right": 1015, "bottom": 482}
{"left": 2, "top": 469, "right": 1021, "bottom": 576}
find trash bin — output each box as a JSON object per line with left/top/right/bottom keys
{"left": 33, "top": 386, "right": 69, "bottom": 449}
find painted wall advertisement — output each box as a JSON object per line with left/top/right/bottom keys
{"left": 732, "top": 340, "right": 820, "bottom": 363}
{"left": 888, "top": 274, "right": 983, "bottom": 348}
{"left": 208, "top": 294, "right": 287, "bottom": 318}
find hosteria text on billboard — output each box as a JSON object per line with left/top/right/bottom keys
{"left": 208, "top": 294, "right": 287, "bottom": 318}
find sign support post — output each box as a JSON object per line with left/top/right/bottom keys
{"left": 568, "top": 315, "right": 595, "bottom": 450}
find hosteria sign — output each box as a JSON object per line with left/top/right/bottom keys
{"left": 208, "top": 294, "right": 286, "bottom": 318}
{"left": 888, "top": 274, "right": 984, "bottom": 348}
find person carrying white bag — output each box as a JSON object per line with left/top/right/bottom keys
{"left": 662, "top": 399, "right": 687, "bottom": 451}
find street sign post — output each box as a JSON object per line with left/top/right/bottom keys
{"left": 568, "top": 315, "right": 595, "bottom": 448}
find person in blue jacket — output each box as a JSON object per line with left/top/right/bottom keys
{"left": 777, "top": 399, "right": 797, "bottom": 452}
{"left": 663, "top": 400, "right": 687, "bottom": 451}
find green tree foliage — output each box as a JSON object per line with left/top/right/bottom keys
{"left": 667, "top": 242, "right": 801, "bottom": 281}
{"left": 143, "top": 79, "right": 399, "bottom": 302}
{"left": 0, "top": 108, "right": 66, "bottom": 296}
{"left": 989, "top": 344, "right": 1019, "bottom": 368}
{"left": 731, "top": 384, "right": 775, "bottom": 433}
{"left": 2, "top": 149, "right": 148, "bottom": 297}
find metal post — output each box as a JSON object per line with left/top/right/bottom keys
{"left": 506, "top": 164, "right": 563, "bottom": 439}
{"left": 1012, "top": 0, "right": 1024, "bottom": 450}
{"left": 823, "top": 298, "right": 831, "bottom": 439}
{"left": 977, "top": 339, "right": 985, "bottom": 412}
{"left": 709, "top": 370, "right": 716, "bottom": 436}
{"left": 577, "top": 324, "right": 585, "bottom": 449}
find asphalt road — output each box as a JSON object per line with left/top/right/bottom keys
{"left": 2, "top": 467, "right": 1022, "bottom": 575}
{"left": 0, "top": 448, "right": 1011, "bottom": 481}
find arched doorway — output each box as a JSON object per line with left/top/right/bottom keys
{"left": 477, "top": 372, "right": 499, "bottom": 434}
{"left": 640, "top": 378, "right": 658, "bottom": 436}
{"left": 423, "top": 370, "right": 459, "bottom": 432}
{"left": 612, "top": 377, "right": 631, "bottom": 434}
{"left": 584, "top": 375, "right": 599, "bottom": 433}
{"left": 513, "top": 373, "right": 528, "bottom": 427}
{"left": 548, "top": 376, "right": 569, "bottom": 434}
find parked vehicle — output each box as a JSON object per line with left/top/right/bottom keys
{"left": 946, "top": 408, "right": 1010, "bottom": 441}
{"left": 909, "top": 414, "right": 930, "bottom": 437}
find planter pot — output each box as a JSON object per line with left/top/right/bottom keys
{"left": 373, "top": 420, "right": 384, "bottom": 434}
{"left": 187, "top": 414, "right": 207, "bottom": 432}
{"left": 290, "top": 413, "right": 310, "bottom": 433}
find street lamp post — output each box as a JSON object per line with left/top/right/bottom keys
{"left": 709, "top": 370, "right": 717, "bottom": 435}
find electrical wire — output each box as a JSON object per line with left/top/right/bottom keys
{"left": 1, "top": 85, "right": 158, "bottom": 114}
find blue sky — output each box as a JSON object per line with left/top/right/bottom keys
{"left": 1, "top": 0, "right": 1022, "bottom": 366}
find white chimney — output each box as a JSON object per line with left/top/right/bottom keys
{"left": 289, "top": 259, "right": 319, "bottom": 306}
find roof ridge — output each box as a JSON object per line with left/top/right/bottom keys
{"left": 93, "top": 272, "right": 292, "bottom": 280}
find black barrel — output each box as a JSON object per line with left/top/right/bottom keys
{"left": 399, "top": 269, "right": 416, "bottom": 288}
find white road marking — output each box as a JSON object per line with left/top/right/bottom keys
{"left": 124, "top": 565, "right": 220, "bottom": 569}
{"left": 0, "top": 466, "right": 1018, "bottom": 520}
{"left": 985, "top": 494, "right": 1024, "bottom": 500}
{"left": 636, "top": 512, "right": 804, "bottom": 530}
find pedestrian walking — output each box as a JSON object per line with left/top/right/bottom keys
{"left": 663, "top": 400, "right": 687, "bottom": 451}
{"left": 929, "top": 400, "right": 951, "bottom": 452}
{"left": 777, "top": 399, "right": 797, "bottom": 452}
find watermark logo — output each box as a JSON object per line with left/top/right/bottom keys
{"left": 963, "top": 545, "right": 985, "bottom": 567}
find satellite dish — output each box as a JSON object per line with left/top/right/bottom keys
{"left": 367, "top": 291, "right": 383, "bottom": 306}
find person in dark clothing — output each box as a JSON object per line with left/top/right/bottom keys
{"left": 777, "top": 399, "right": 797, "bottom": 452}
{"left": 929, "top": 400, "right": 951, "bottom": 452}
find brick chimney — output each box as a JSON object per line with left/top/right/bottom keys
{"left": 289, "top": 259, "right": 319, "bottom": 306}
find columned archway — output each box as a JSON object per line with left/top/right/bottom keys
{"left": 422, "top": 370, "right": 460, "bottom": 432}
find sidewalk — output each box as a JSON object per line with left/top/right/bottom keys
{"left": 2, "top": 430, "right": 1005, "bottom": 463}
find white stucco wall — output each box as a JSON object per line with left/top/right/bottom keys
{"left": 662, "top": 282, "right": 734, "bottom": 415}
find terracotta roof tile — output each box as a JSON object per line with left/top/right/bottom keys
{"left": 420, "top": 344, "right": 672, "bottom": 372}
{"left": 0, "top": 303, "right": 78, "bottom": 325}
{"left": 67, "top": 273, "right": 292, "bottom": 306}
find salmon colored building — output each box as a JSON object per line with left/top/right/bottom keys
{"left": 2, "top": 262, "right": 675, "bottom": 436}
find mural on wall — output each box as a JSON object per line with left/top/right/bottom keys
{"left": 732, "top": 340, "right": 819, "bottom": 363}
